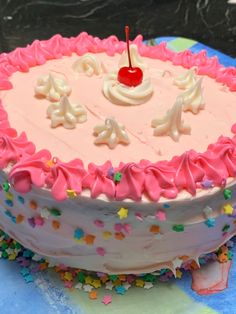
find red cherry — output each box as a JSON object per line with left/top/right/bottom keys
{"left": 117, "top": 26, "right": 143, "bottom": 87}
{"left": 118, "top": 66, "right": 143, "bottom": 87}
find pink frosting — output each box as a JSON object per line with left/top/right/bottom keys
{"left": 82, "top": 161, "right": 116, "bottom": 199}
{"left": 0, "top": 33, "right": 235, "bottom": 201}
{"left": 45, "top": 158, "right": 86, "bottom": 201}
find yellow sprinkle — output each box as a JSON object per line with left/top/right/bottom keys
{"left": 74, "top": 238, "right": 84, "bottom": 244}
{"left": 5, "top": 192, "right": 14, "bottom": 201}
{"left": 46, "top": 159, "right": 54, "bottom": 167}
{"left": 85, "top": 276, "right": 93, "bottom": 285}
{"left": 135, "top": 279, "right": 145, "bottom": 287}
{"left": 64, "top": 272, "right": 73, "bottom": 281}
{"left": 66, "top": 189, "right": 77, "bottom": 198}
{"left": 176, "top": 269, "right": 183, "bottom": 279}
{"left": 117, "top": 207, "right": 128, "bottom": 219}
{"left": 113, "top": 279, "right": 122, "bottom": 286}
{"left": 91, "top": 279, "right": 102, "bottom": 288}
{"left": 223, "top": 204, "right": 234, "bottom": 215}
{"left": 8, "top": 254, "right": 16, "bottom": 260}
{"left": 103, "top": 231, "right": 112, "bottom": 240}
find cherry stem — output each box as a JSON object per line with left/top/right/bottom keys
{"left": 125, "top": 25, "right": 132, "bottom": 69}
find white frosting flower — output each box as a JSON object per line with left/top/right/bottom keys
{"left": 35, "top": 73, "right": 71, "bottom": 101}
{"left": 72, "top": 53, "right": 106, "bottom": 76}
{"left": 179, "top": 78, "right": 204, "bottom": 114}
{"left": 173, "top": 69, "right": 196, "bottom": 89}
{"left": 151, "top": 97, "right": 191, "bottom": 142}
{"left": 103, "top": 71, "right": 153, "bottom": 106}
{"left": 47, "top": 96, "right": 87, "bottom": 129}
{"left": 94, "top": 117, "right": 130, "bottom": 149}
{"left": 119, "top": 44, "right": 146, "bottom": 71}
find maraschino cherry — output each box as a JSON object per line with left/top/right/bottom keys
{"left": 118, "top": 26, "right": 143, "bottom": 87}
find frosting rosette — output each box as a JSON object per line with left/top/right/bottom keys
{"left": 103, "top": 71, "right": 153, "bottom": 106}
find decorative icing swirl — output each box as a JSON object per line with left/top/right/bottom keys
{"left": 45, "top": 158, "right": 86, "bottom": 201}
{"left": 151, "top": 97, "right": 191, "bottom": 141}
{"left": 47, "top": 96, "right": 87, "bottom": 129}
{"left": 174, "top": 69, "right": 196, "bottom": 89}
{"left": 72, "top": 53, "right": 105, "bottom": 76}
{"left": 119, "top": 44, "right": 146, "bottom": 71}
{"left": 82, "top": 161, "right": 116, "bottom": 199}
{"left": 178, "top": 78, "right": 204, "bottom": 114}
{"left": 103, "top": 71, "right": 153, "bottom": 106}
{"left": 93, "top": 117, "right": 130, "bottom": 149}
{"left": 35, "top": 73, "right": 71, "bottom": 101}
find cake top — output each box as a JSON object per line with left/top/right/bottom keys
{"left": 0, "top": 32, "right": 236, "bottom": 202}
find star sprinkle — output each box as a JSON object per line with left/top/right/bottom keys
{"left": 115, "top": 285, "right": 126, "bottom": 295}
{"left": 172, "top": 257, "right": 183, "bottom": 269}
{"left": 123, "top": 282, "right": 131, "bottom": 290}
{"left": 40, "top": 207, "right": 50, "bottom": 219}
{"left": 66, "top": 189, "right": 77, "bottom": 198}
{"left": 172, "top": 224, "right": 184, "bottom": 232}
{"left": 176, "top": 269, "right": 183, "bottom": 279}
{"left": 203, "top": 206, "right": 213, "bottom": 218}
{"left": 205, "top": 218, "right": 216, "bottom": 228}
{"left": 84, "top": 234, "right": 95, "bottom": 245}
{"left": 155, "top": 210, "right": 166, "bottom": 221}
{"left": 74, "top": 282, "right": 83, "bottom": 290}
{"left": 150, "top": 225, "right": 160, "bottom": 234}
{"left": 136, "top": 279, "right": 145, "bottom": 287}
{"left": 83, "top": 284, "right": 93, "bottom": 292}
{"left": 85, "top": 276, "right": 93, "bottom": 285}
{"left": 117, "top": 207, "right": 128, "bottom": 219}
{"left": 144, "top": 282, "right": 153, "bottom": 289}
{"left": 223, "top": 204, "right": 234, "bottom": 215}
{"left": 105, "top": 281, "right": 114, "bottom": 290}
{"left": 223, "top": 189, "right": 232, "bottom": 200}
{"left": 24, "top": 274, "right": 34, "bottom": 283}
{"left": 89, "top": 290, "right": 97, "bottom": 300}
{"left": 2, "top": 181, "right": 10, "bottom": 192}
{"left": 102, "top": 295, "right": 112, "bottom": 305}
{"left": 91, "top": 279, "right": 102, "bottom": 289}
{"left": 114, "top": 172, "right": 122, "bottom": 182}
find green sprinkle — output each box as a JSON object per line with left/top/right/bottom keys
{"left": 223, "top": 189, "right": 232, "bottom": 200}
{"left": 143, "top": 273, "right": 156, "bottom": 282}
{"left": 172, "top": 224, "right": 185, "bottom": 232}
{"left": 109, "top": 274, "right": 118, "bottom": 281}
{"left": 77, "top": 272, "right": 86, "bottom": 283}
{"left": 50, "top": 208, "right": 61, "bottom": 217}
{"left": 2, "top": 181, "right": 10, "bottom": 192}
{"left": 222, "top": 224, "right": 230, "bottom": 232}
{"left": 114, "top": 172, "right": 122, "bottom": 182}
{"left": 15, "top": 242, "right": 22, "bottom": 249}
{"left": 2, "top": 251, "right": 8, "bottom": 259}
{"left": 1, "top": 242, "right": 8, "bottom": 250}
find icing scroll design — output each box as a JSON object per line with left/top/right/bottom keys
{"left": 72, "top": 53, "right": 106, "bottom": 76}
{"left": 93, "top": 117, "right": 130, "bottom": 149}
{"left": 47, "top": 96, "right": 87, "bottom": 129}
{"left": 151, "top": 97, "right": 191, "bottom": 141}
{"left": 174, "top": 69, "right": 196, "bottom": 90}
{"left": 103, "top": 71, "right": 153, "bottom": 106}
{"left": 35, "top": 73, "right": 71, "bottom": 101}
{"left": 179, "top": 78, "right": 204, "bottom": 114}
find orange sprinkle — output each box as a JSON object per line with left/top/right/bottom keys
{"left": 84, "top": 234, "right": 96, "bottom": 245}
{"left": 234, "top": 220, "right": 236, "bottom": 226}
{"left": 39, "top": 262, "right": 48, "bottom": 271}
{"left": 52, "top": 220, "right": 60, "bottom": 230}
{"left": 16, "top": 214, "right": 24, "bottom": 224}
{"left": 118, "top": 274, "right": 126, "bottom": 281}
{"left": 149, "top": 225, "right": 160, "bottom": 234}
{"left": 29, "top": 200, "right": 37, "bottom": 210}
{"left": 189, "top": 260, "right": 199, "bottom": 270}
{"left": 113, "top": 279, "right": 122, "bottom": 286}
{"left": 89, "top": 290, "right": 97, "bottom": 300}
{"left": 115, "top": 232, "right": 125, "bottom": 240}
{"left": 179, "top": 255, "right": 190, "bottom": 261}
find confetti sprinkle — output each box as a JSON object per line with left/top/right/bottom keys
{"left": 28, "top": 217, "right": 35, "bottom": 228}
{"left": 102, "top": 231, "right": 112, "bottom": 240}
{"left": 84, "top": 234, "right": 96, "bottom": 245}
{"left": 74, "top": 228, "right": 85, "bottom": 240}
{"left": 92, "top": 279, "right": 101, "bottom": 288}
{"left": 114, "top": 223, "right": 123, "bottom": 232}
{"left": 40, "top": 207, "right": 50, "bottom": 219}
{"left": 222, "top": 224, "right": 230, "bottom": 232}
{"left": 17, "top": 196, "right": 25, "bottom": 204}
{"left": 201, "top": 179, "right": 214, "bottom": 189}
{"left": 172, "top": 224, "right": 184, "bottom": 232}
{"left": 135, "top": 279, "right": 145, "bottom": 287}
{"left": 94, "top": 219, "right": 104, "bottom": 228}
{"left": 66, "top": 189, "right": 77, "bottom": 198}
{"left": 2, "top": 181, "right": 10, "bottom": 192}
{"left": 150, "top": 225, "right": 160, "bottom": 234}
{"left": 135, "top": 212, "right": 143, "bottom": 221}
{"left": 155, "top": 210, "right": 166, "bottom": 221}
{"left": 29, "top": 200, "right": 38, "bottom": 210}
{"left": 96, "top": 247, "right": 106, "bottom": 256}
{"left": 105, "top": 281, "right": 114, "bottom": 290}
{"left": 16, "top": 214, "right": 24, "bottom": 224}
{"left": 115, "top": 232, "right": 125, "bottom": 240}
{"left": 114, "top": 172, "right": 122, "bottom": 182}
{"left": 144, "top": 282, "right": 153, "bottom": 289}
{"left": 89, "top": 290, "right": 97, "bottom": 300}
{"left": 102, "top": 294, "right": 112, "bottom": 305}
{"left": 50, "top": 208, "right": 61, "bottom": 217}
{"left": 34, "top": 216, "right": 45, "bottom": 227}
{"left": 83, "top": 284, "right": 93, "bottom": 292}
{"left": 52, "top": 220, "right": 60, "bottom": 230}
{"left": 203, "top": 206, "right": 213, "bottom": 218}
{"left": 205, "top": 218, "right": 216, "bottom": 228}
{"left": 115, "top": 285, "right": 126, "bottom": 295}
{"left": 117, "top": 207, "right": 128, "bottom": 219}
{"left": 5, "top": 192, "right": 13, "bottom": 201}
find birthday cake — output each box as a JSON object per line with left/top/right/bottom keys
{"left": 0, "top": 29, "right": 236, "bottom": 276}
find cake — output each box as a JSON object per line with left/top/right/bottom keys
{"left": 0, "top": 30, "right": 236, "bottom": 277}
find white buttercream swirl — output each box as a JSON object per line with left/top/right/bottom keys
{"left": 103, "top": 71, "right": 153, "bottom": 106}
{"left": 35, "top": 73, "right": 71, "bottom": 101}
{"left": 179, "top": 78, "right": 204, "bottom": 114}
{"left": 72, "top": 53, "right": 106, "bottom": 76}
{"left": 47, "top": 96, "right": 87, "bottom": 129}
{"left": 151, "top": 97, "right": 191, "bottom": 142}
{"left": 174, "top": 69, "right": 196, "bottom": 89}
{"left": 119, "top": 44, "right": 146, "bottom": 71}
{"left": 94, "top": 117, "right": 130, "bottom": 149}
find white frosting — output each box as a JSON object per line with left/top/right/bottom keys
{"left": 174, "top": 69, "right": 196, "bottom": 89}
{"left": 151, "top": 97, "right": 191, "bottom": 141}
{"left": 119, "top": 44, "right": 146, "bottom": 71}
{"left": 179, "top": 78, "right": 205, "bottom": 114}
{"left": 72, "top": 53, "right": 106, "bottom": 76}
{"left": 35, "top": 73, "right": 71, "bottom": 101}
{"left": 47, "top": 96, "right": 87, "bottom": 129}
{"left": 103, "top": 71, "right": 153, "bottom": 106}
{"left": 94, "top": 117, "right": 130, "bottom": 149}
